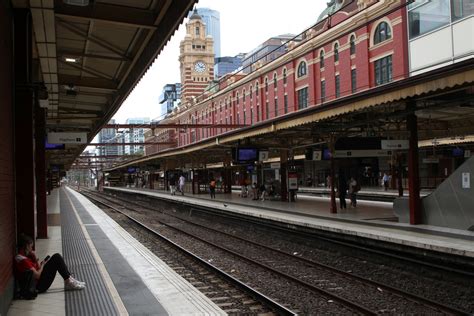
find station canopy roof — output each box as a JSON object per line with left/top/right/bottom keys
{"left": 11, "top": 0, "right": 197, "bottom": 169}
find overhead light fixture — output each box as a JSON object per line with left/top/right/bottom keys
{"left": 65, "top": 57, "right": 78, "bottom": 63}
{"left": 64, "top": 84, "right": 77, "bottom": 97}
{"left": 63, "top": 0, "right": 90, "bottom": 6}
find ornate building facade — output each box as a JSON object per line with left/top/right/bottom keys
{"left": 179, "top": 10, "right": 215, "bottom": 103}
{"left": 148, "top": 0, "right": 409, "bottom": 150}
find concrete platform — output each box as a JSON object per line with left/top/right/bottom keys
{"left": 8, "top": 187, "right": 225, "bottom": 316}
{"left": 105, "top": 186, "right": 474, "bottom": 258}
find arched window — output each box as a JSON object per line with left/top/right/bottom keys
{"left": 265, "top": 77, "right": 268, "bottom": 92}
{"left": 243, "top": 89, "right": 246, "bottom": 102}
{"left": 320, "top": 50, "right": 325, "bottom": 68}
{"left": 334, "top": 43, "right": 339, "bottom": 62}
{"left": 236, "top": 92, "right": 239, "bottom": 104}
{"left": 350, "top": 35, "right": 356, "bottom": 55}
{"left": 250, "top": 85, "right": 253, "bottom": 99}
{"left": 255, "top": 82, "right": 259, "bottom": 96}
{"left": 374, "top": 21, "right": 392, "bottom": 45}
{"left": 297, "top": 61, "right": 307, "bottom": 77}
{"left": 273, "top": 73, "right": 277, "bottom": 87}
{"left": 283, "top": 69, "right": 287, "bottom": 84}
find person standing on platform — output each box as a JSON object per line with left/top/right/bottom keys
{"left": 169, "top": 175, "right": 176, "bottom": 195}
{"left": 209, "top": 178, "right": 216, "bottom": 199}
{"left": 348, "top": 177, "right": 358, "bottom": 208}
{"left": 251, "top": 182, "right": 258, "bottom": 200}
{"left": 14, "top": 234, "right": 85, "bottom": 296}
{"left": 326, "top": 175, "right": 332, "bottom": 190}
{"left": 259, "top": 183, "right": 267, "bottom": 201}
{"left": 178, "top": 174, "right": 186, "bottom": 195}
{"left": 337, "top": 174, "right": 347, "bottom": 210}
{"left": 382, "top": 172, "right": 390, "bottom": 191}
{"left": 239, "top": 178, "right": 247, "bottom": 197}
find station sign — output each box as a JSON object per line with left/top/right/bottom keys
{"left": 312, "top": 151, "right": 322, "bottom": 160}
{"left": 381, "top": 140, "right": 409, "bottom": 150}
{"left": 422, "top": 157, "right": 439, "bottom": 164}
{"left": 47, "top": 132, "right": 87, "bottom": 144}
{"left": 259, "top": 150, "right": 269, "bottom": 161}
{"left": 333, "top": 150, "right": 392, "bottom": 158}
{"left": 270, "top": 162, "right": 281, "bottom": 169}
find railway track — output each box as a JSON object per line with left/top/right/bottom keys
{"left": 79, "top": 189, "right": 295, "bottom": 315}
{"left": 81, "top": 189, "right": 473, "bottom": 315}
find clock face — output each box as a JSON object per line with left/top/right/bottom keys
{"left": 194, "top": 61, "right": 206, "bottom": 73}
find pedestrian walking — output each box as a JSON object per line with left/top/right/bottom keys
{"left": 178, "top": 174, "right": 186, "bottom": 195}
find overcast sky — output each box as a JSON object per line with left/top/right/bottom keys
{"left": 111, "top": 1, "right": 327, "bottom": 123}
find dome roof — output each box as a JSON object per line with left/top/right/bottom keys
{"left": 189, "top": 9, "right": 202, "bottom": 20}
{"left": 317, "top": 0, "right": 344, "bottom": 22}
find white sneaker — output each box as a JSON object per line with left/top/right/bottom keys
{"left": 65, "top": 277, "right": 85, "bottom": 290}
{"left": 70, "top": 276, "right": 86, "bottom": 286}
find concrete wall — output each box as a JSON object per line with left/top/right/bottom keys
{"left": 395, "top": 157, "right": 474, "bottom": 230}
{"left": 421, "top": 156, "right": 474, "bottom": 230}
{"left": 0, "top": 1, "right": 16, "bottom": 314}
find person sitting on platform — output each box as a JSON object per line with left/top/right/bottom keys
{"left": 14, "top": 233, "right": 85, "bottom": 295}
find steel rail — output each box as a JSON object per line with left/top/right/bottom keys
{"left": 80, "top": 190, "right": 296, "bottom": 316}
{"left": 84, "top": 190, "right": 376, "bottom": 315}
{"left": 97, "top": 189, "right": 473, "bottom": 315}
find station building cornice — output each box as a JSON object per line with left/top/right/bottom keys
{"left": 108, "top": 59, "right": 474, "bottom": 171}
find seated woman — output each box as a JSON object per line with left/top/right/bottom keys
{"left": 15, "top": 234, "right": 85, "bottom": 293}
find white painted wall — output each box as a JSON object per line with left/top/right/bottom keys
{"left": 409, "top": 16, "right": 474, "bottom": 75}
{"left": 453, "top": 17, "right": 474, "bottom": 57}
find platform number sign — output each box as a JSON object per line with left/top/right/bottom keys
{"left": 462, "top": 173, "right": 470, "bottom": 189}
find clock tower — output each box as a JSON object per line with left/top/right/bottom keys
{"left": 179, "top": 10, "right": 215, "bottom": 103}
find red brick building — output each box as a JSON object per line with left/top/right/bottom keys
{"left": 147, "top": 0, "right": 409, "bottom": 151}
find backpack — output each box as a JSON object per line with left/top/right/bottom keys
{"left": 17, "top": 270, "right": 37, "bottom": 300}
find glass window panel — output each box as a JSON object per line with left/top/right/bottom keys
{"left": 408, "top": 0, "right": 451, "bottom": 38}
{"left": 350, "top": 36, "right": 356, "bottom": 55}
{"left": 452, "top": 0, "right": 474, "bottom": 21}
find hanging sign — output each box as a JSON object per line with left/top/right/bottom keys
{"left": 48, "top": 132, "right": 87, "bottom": 144}
{"left": 334, "top": 150, "right": 392, "bottom": 158}
{"left": 259, "top": 150, "right": 269, "bottom": 161}
{"left": 312, "top": 151, "right": 322, "bottom": 160}
{"left": 381, "top": 140, "right": 409, "bottom": 150}
{"left": 270, "top": 162, "right": 281, "bottom": 169}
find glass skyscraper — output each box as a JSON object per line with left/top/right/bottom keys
{"left": 192, "top": 8, "right": 221, "bottom": 58}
